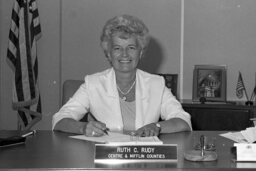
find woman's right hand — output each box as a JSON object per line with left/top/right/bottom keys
{"left": 82, "top": 121, "right": 108, "bottom": 137}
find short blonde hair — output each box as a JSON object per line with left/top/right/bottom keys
{"left": 100, "top": 14, "right": 150, "bottom": 57}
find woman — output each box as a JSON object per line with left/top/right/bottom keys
{"left": 52, "top": 14, "right": 192, "bottom": 137}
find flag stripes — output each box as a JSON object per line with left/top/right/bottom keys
{"left": 236, "top": 72, "right": 245, "bottom": 99}
{"left": 7, "top": 0, "right": 42, "bottom": 130}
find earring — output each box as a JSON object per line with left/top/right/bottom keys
{"left": 140, "top": 51, "right": 143, "bottom": 59}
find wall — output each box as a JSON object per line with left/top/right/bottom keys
{"left": 0, "top": 0, "right": 17, "bottom": 130}
{"left": 183, "top": 0, "right": 256, "bottom": 100}
{"left": 0, "top": 0, "right": 256, "bottom": 130}
{"left": 61, "top": 0, "right": 181, "bottom": 80}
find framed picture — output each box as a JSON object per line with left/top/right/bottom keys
{"left": 192, "top": 65, "right": 227, "bottom": 102}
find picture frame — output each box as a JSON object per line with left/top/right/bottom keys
{"left": 192, "top": 65, "right": 227, "bottom": 102}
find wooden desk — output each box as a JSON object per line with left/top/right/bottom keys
{"left": 182, "top": 100, "right": 256, "bottom": 130}
{"left": 0, "top": 131, "right": 255, "bottom": 170}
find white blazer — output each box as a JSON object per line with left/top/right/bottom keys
{"left": 52, "top": 68, "right": 192, "bottom": 131}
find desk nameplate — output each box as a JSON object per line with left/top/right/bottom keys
{"left": 95, "top": 144, "right": 177, "bottom": 164}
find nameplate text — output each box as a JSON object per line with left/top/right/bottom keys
{"left": 94, "top": 144, "right": 177, "bottom": 164}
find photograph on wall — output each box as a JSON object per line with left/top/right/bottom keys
{"left": 192, "top": 65, "right": 227, "bottom": 102}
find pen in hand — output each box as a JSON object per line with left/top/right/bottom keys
{"left": 91, "top": 118, "right": 109, "bottom": 136}
{"left": 93, "top": 118, "right": 109, "bottom": 135}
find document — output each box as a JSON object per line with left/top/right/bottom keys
{"left": 70, "top": 132, "right": 163, "bottom": 145}
{"left": 220, "top": 127, "right": 256, "bottom": 143}
{"left": 220, "top": 132, "right": 248, "bottom": 143}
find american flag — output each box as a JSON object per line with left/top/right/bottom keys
{"left": 236, "top": 72, "right": 246, "bottom": 99}
{"left": 7, "top": 0, "right": 42, "bottom": 130}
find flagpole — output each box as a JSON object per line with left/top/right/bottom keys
{"left": 250, "top": 85, "right": 256, "bottom": 101}
{"left": 244, "top": 86, "right": 249, "bottom": 101}
{"left": 254, "top": 73, "right": 256, "bottom": 104}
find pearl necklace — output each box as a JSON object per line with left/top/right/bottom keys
{"left": 117, "top": 80, "right": 136, "bottom": 101}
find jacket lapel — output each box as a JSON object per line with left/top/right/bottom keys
{"left": 135, "top": 70, "right": 149, "bottom": 129}
{"left": 104, "top": 68, "right": 124, "bottom": 130}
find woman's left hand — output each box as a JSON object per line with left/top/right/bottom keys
{"left": 133, "top": 123, "right": 160, "bottom": 137}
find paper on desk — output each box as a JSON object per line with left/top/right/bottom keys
{"left": 69, "top": 131, "right": 163, "bottom": 145}
{"left": 220, "top": 127, "right": 256, "bottom": 143}
{"left": 220, "top": 132, "right": 248, "bottom": 143}
{"left": 241, "top": 127, "right": 256, "bottom": 143}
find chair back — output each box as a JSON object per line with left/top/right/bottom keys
{"left": 62, "top": 80, "right": 83, "bottom": 105}
{"left": 62, "top": 80, "right": 94, "bottom": 122}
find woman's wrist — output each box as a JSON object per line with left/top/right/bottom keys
{"left": 154, "top": 122, "right": 161, "bottom": 133}
{"left": 78, "top": 122, "right": 88, "bottom": 134}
